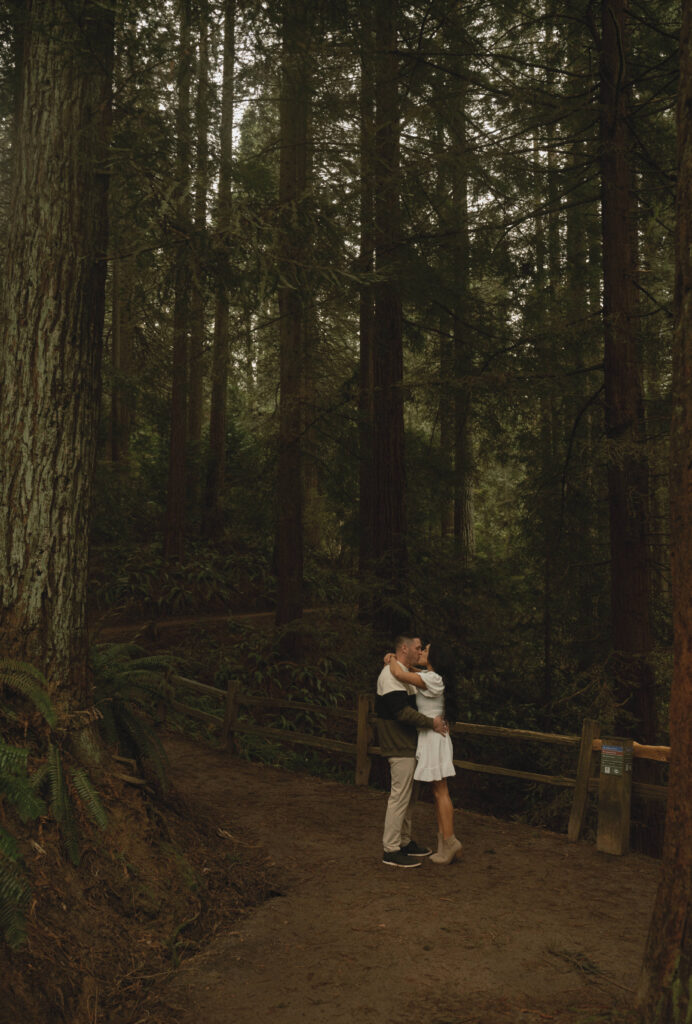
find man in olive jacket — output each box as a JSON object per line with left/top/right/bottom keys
{"left": 376, "top": 635, "right": 448, "bottom": 868}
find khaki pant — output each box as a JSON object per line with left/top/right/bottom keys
{"left": 383, "top": 757, "right": 419, "bottom": 852}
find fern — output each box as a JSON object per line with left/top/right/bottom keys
{"left": 1, "top": 775, "right": 46, "bottom": 823}
{"left": 109, "top": 700, "right": 169, "bottom": 790}
{"left": 69, "top": 768, "right": 108, "bottom": 830}
{"left": 47, "top": 744, "right": 80, "bottom": 866}
{"left": 0, "top": 827, "right": 20, "bottom": 864}
{"left": 0, "top": 740, "right": 28, "bottom": 775}
{"left": 0, "top": 841, "right": 31, "bottom": 948}
{"left": 92, "top": 643, "right": 172, "bottom": 789}
{"left": 0, "top": 661, "right": 57, "bottom": 727}
{"left": 30, "top": 762, "right": 49, "bottom": 792}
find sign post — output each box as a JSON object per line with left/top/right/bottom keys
{"left": 596, "top": 737, "right": 633, "bottom": 855}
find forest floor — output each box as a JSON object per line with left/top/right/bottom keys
{"left": 145, "top": 734, "right": 660, "bottom": 1024}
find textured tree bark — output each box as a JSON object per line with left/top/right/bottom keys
{"left": 358, "top": 0, "right": 376, "bottom": 618}
{"left": 275, "top": 0, "right": 311, "bottom": 634}
{"left": 599, "top": 0, "right": 656, "bottom": 741}
{"left": 188, "top": 0, "right": 209, "bottom": 453}
{"left": 637, "top": 2, "right": 692, "bottom": 1015}
{"left": 164, "top": 0, "right": 193, "bottom": 561}
{"left": 110, "top": 251, "right": 134, "bottom": 463}
{"left": 439, "top": 313, "right": 455, "bottom": 539}
{"left": 0, "top": 0, "right": 114, "bottom": 697}
{"left": 447, "top": 35, "right": 474, "bottom": 566}
{"left": 372, "top": 0, "right": 407, "bottom": 634}
{"left": 204, "top": 0, "right": 236, "bottom": 538}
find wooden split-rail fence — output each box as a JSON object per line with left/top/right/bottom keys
{"left": 162, "top": 674, "right": 669, "bottom": 857}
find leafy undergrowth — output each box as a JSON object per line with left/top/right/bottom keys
{"left": 0, "top": 772, "right": 278, "bottom": 1024}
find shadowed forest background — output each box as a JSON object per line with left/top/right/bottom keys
{"left": 2, "top": 0, "right": 692, "bottom": 1021}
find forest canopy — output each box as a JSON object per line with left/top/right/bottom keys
{"left": 0, "top": 0, "right": 678, "bottom": 734}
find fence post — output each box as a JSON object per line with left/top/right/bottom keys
{"left": 355, "top": 693, "right": 374, "bottom": 786}
{"left": 222, "top": 679, "right": 239, "bottom": 753}
{"left": 568, "top": 718, "right": 601, "bottom": 842}
{"left": 596, "top": 737, "right": 634, "bottom": 855}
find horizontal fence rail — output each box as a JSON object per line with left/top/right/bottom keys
{"left": 164, "top": 676, "right": 670, "bottom": 855}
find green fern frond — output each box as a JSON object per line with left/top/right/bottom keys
{"left": 92, "top": 642, "right": 149, "bottom": 662}
{"left": 0, "top": 827, "right": 20, "bottom": 863}
{"left": 30, "top": 762, "right": 50, "bottom": 792}
{"left": 90, "top": 642, "right": 172, "bottom": 791}
{"left": 0, "top": 852, "right": 31, "bottom": 948}
{"left": 114, "top": 704, "right": 169, "bottom": 790}
{"left": 0, "top": 741, "right": 28, "bottom": 775}
{"left": 47, "top": 745, "right": 80, "bottom": 866}
{"left": 69, "top": 768, "right": 108, "bottom": 830}
{"left": 0, "top": 774, "right": 46, "bottom": 823}
{"left": 0, "top": 661, "right": 57, "bottom": 727}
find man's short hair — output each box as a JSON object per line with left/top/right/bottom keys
{"left": 394, "top": 634, "right": 415, "bottom": 652}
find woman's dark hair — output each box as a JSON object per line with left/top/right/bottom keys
{"left": 427, "top": 642, "right": 459, "bottom": 724}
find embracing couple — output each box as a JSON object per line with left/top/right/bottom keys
{"left": 375, "top": 635, "right": 462, "bottom": 868}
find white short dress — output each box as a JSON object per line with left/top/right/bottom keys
{"left": 414, "top": 670, "right": 456, "bottom": 782}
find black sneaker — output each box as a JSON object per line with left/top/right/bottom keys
{"left": 400, "top": 840, "right": 432, "bottom": 858}
{"left": 382, "top": 850, "right": 422, "bottom": 868}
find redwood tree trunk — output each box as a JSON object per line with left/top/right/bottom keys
{"left": 0, "top": 0, "right": 114, "bottom": 697}
{"left": 164, "top": 0, "right": 193, "bottom": 561}
{"left": 637, "top": 2, "right": 692, "bottom": 1016}
{"left": 358, "top": 0, "right": 376, "bottom": 617}
{"left": 188, "top": 0, "right": 209, "bottom": 455}
{"left": 372, "top": 0, "right": 407, "bottom": 634}
{"left": 204, "top": 0, "right": 236, "bottom": 538}
{"left": 110, "top": 251, "right": 134, "bottom": 463}
{"left": 448, "top": 52, "right": 474, "bottom": 565}
{"left": 275, "top": 0, "right": 312, "bottom": 632}
{"left": 599, "top": 0, "right": 656, "bottom": 741}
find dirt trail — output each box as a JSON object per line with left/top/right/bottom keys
{"left": 154, "top": 735, "right": 659, "bottom": 1024}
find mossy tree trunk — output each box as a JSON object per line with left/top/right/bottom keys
{"left": 0, "top": 0, "right": 114, "bottom": 698}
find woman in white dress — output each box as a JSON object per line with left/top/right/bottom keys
{"left": 384, "top": 642, "right": 462, "bottom": 865}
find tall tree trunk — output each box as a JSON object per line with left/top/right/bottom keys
{"left": 636, "top": 2, "right": 692, "bottom": 1015}
{"left": 439, "top": 311, "right": 455, "bottom": 539}
{"left": 188, "top": 0, "right": 209, "bottom": 456}
{"left": 301, "top": 113, "right": 321, "bottom": 552}
{"left": 110, "top": 251, "right": 134, "bottom": 463}
{"left": 164, "top": 0, "right": 193, "bottom": 561}
{"left": 542, "top": 22, "right": 561, "bottom": 710}
{"left": 358, "top": 0, "right": 376, "bottom": 617}
{"left": 204, "top": 0, "right": 235, "bottom": 538}
{"left": 372, "top": 0, "right": 407, "bottom": 634}
{"left": 448, "top": 44, "right": 474, "bottom": 566}
{"left": 275, "top": 0, "right": 311, "bottom": 634}
{"left": 0, "top": 0, "right": 114, "bottom": 698}
{"left": 599, "top": 0, "right": 656, "bottom": 741}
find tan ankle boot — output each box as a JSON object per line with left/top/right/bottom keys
{"left": 430, "top": 834, "right": 462, "bottom": 865}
